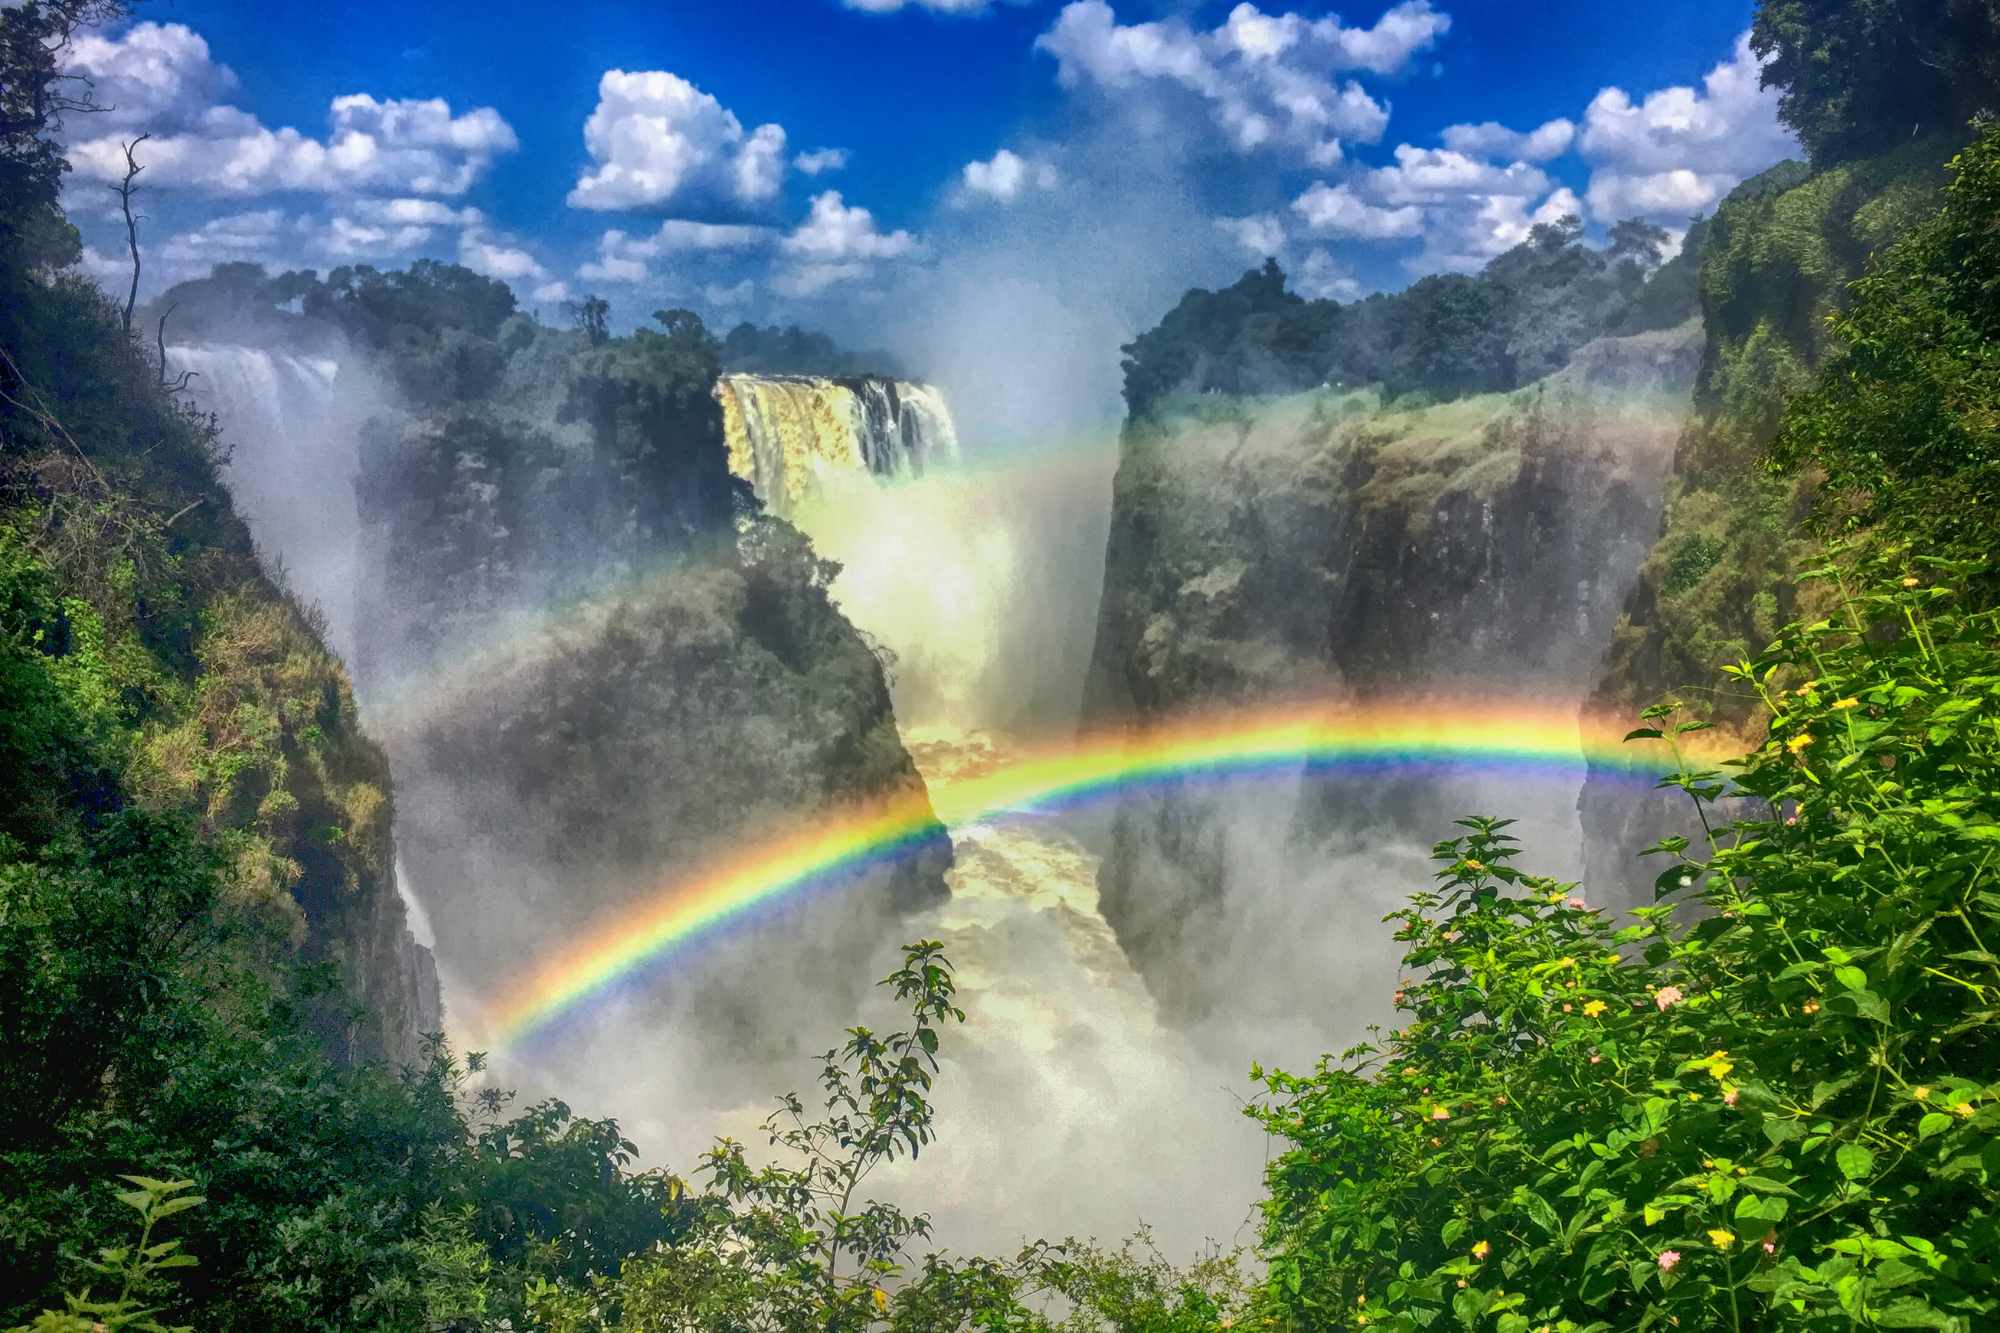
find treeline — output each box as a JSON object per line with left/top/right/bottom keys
{"left": 1121, "top": 216, "right": 1700, "bottom": 420}
{"left": 719, "top": 320, "right": 911, "bottom": 380}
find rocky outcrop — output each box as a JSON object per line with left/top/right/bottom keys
{"left": 350, "top": 332, "right": 950, "bottom": 1058}
{"left": 1082, "top": 325, "right": 1699, "bottom": 1021}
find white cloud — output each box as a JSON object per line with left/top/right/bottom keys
{"left": 1290, "top": 182, "right": 1421, "bottom": 238}
{"left": 1295, "top": 247, "right": 1362, "bottom": 301}
{"left": 60, "top": 25, "right": 518, "bottom": 203}
{"left": 318, "top": 214, "right": 433, "bottom": 257}
{"left": 348, "top": 197, "right": 485, "bottom": 228}
{"left": 782, "top": 190, "right": 915, "bottom": 261}
{"left": 1406, "top": 185, "right": 1583, "bottom": 274}
{"left": 567, "top": 69, "right": 789, "bottom": 211}
{"left": 772, "top": 262, "right": 871, "bottom": 298}
{"left": 1440, "top": 116, "right": 1575, "bottom": 162}
{"left": 961, "top": 148, "right": 1059, "bottom": 202}
{"left": 703, "top": 279, "right": 756, "bottom": 307}
{"left": 578, "top": 219, "right": 777, "bottom": 284}
{"left": 1584, "top": 169, "right": 1736, "bottom": 222}
{"left": 1364, "top": 144, "right": 1550, "bottom": 204}
{"left": 63, "top": 21, "right": 237, "bottom": 130}
{"left": 458, "top": 229, "right": 547, "bottom": 282}
{"left": 1577, "top": 31, "right": 1796, "bottom": 220}
{"left": 794, "top": 146, "right": 850, "bottom": 175}
{"left": 1215, "top": 213, "right": 1285, "bottom": 257}
{"left": 63, "top": 26, "right": 515, "bottom": 198}
{"left": 531, "top": 280, "right": 572, "bottom": 304}
{"left": 156, "top": 208, "right": 285, "bottom": 264}
{"left": 1035, "top": 0, "right": 1442, "bottom": 158}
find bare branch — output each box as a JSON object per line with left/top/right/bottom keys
{"left": 110, "top": 133, "right": 150, "bottom": 334}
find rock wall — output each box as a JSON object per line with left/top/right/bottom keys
{"left": 350, "top": 332, "right": 950, "bottom": 1068}
{"left": 1082, "top": 325, "right": 1700, "bottom": 1021}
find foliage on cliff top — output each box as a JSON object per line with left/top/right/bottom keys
{"left": 1121, "top": 215, "right": 1690, "bottom": 424}
{"left": 1773, "top": 120, "right": 2000, "bottom": 558}
{"left": 1254, "top": 550, "right": 2000, "bottom": 1331}
{"left": 1591, "top": 135, "right": 1958, "bottom": 725}
{"left": 1751, "top": 0, "right": 2000, "bottom": 166}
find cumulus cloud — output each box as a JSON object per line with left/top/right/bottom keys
{"left": 1214, "top": 213, "right": 1285, "bottom": 257}
{"left": 567, "top": 70, "right": 790, "bottom": 211}
{"left": 61, "top": 26, "right": 516, "bottom": 198}
{"left": 794, "top": 146, "right": 851, "bottom": 175}
{"left": 1290, "top": 182, "right": 1421, "bottom": 238}
{"left": 1035, "top": 0, "right": 1446, "bottom": 158}
{"left": 458, "top": 229, "right": 547, "bottom": 282}
{"left": 63, "top": 21, "right": 238, "bottom": 130}
{"left": 1295, "top": 247, "right": 1363, "bottom": 300}
{"left": 1407, "top": 185, "right": 1582, "bottom": 274}
{"left": 1363, "top": 144, "right": 1550, "bottom": 204}
{"left": 782, "top": 190, "right": 915, "bottom": 261}
{"left": 578, "top": 219, "right": 776, "bottom": 284}
{"left": 764, "top": 191, "right": 916, "bottom": 298}
{"left": 1440, "top": 116, "right": 1575, "bottom": 162}
{"left": 156, "top": 208, "right": 285, "bottom": 264}
{"left": 531, "top": 280, "right": 572, "bottom": 304}
{"left": 1577, "top": 31, "right": 1796, "bottom": 221}
{"left": 961, "top": 149, "right": 1059, "bottom": 203}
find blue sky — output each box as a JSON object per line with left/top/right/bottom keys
{"left": 59, "top": 0, "right": 1796, "bottom": 433}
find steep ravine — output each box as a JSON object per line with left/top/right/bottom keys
{"left": 1082, "top": 325, "right": 1702, "bottom": 1021}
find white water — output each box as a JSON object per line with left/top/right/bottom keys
{"left": 168, "top": 343, "right": 373, "bottom": 663}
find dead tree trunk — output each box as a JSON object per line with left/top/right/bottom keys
{"left": 111, "top": 134, "right": 149, "bottom": 335}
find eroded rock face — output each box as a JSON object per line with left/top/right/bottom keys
{"left": 351, "top": 375, "right": 949, "bottom": 1080}
{"left": 1082, "top": 326, "right": 1700, "bottom": 1022}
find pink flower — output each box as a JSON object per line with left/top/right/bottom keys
{"left": 1567, "top": 896, "right": 1588, "bottom": 910}
{"left": 1658, "top": 1250, "right": 1681, "bottom": 1274}
{"left": 1723, "top": 1087, "right": 1739, "bottom": 1107}
{"left": 1654, "top": 986, "right": 1685, "bottom": 1011}
{"left": 1760, "top": 1234, "right": 1777, "bottom": 1256}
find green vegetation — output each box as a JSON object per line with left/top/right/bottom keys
{"left": 7, "top": 0, "right": 2000, "bottom": 1329}
{"left": 720, "top": 321, "right": 910, "bottom": 379}
{"left": 1750, "top": 0, "right": 1999, "bottom": 164}
{"left": 1120, "top": 215, "right": 1688, "bottom": 422}
{"left": 1772, "top": 123, "right": 2000, "bottom": 557}
{"left": 1254, "top": 552, "right": 2000, "bottom": 1331}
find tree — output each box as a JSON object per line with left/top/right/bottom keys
{"left": 0, "top": 2, "right": 128, "bottom": 295}
{"left": 1772, "top": 118, "right": 2000, "bottom": 551}
{"left": 1751, "top": 0, "right": 2000, "bottom": 163}
{"left": 567, "top": 294, "right": 610, "bottom": 346}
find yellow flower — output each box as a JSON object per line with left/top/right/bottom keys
{"left": 1708, "top": 1229, "right": 1737, "bottom": 1249}
{"left": 1471, "top": 1240, "right": 1491, "bottom": 1260}
{"left": 1913, "top": 1086, "right": 1931, "bottom": 1101}
{"left": 1902, "top": 576, "right": 1920, "bottom": 588}
{"left": 1703, "top": 1050, "right": 1735, "bottom": 1081}
{"left": 1583, "top": 1000, "right": 1607, "bottom": 1017}
{"left": 1787, "top": 732, "right": 1814, "bottom": 753}
{"left": 872, "top": 1288, "right": 889, "bottom": 1313}
{"left": 1463, "top": 858, "right": 1486, "bottom": 872}
{"left": 1832, "top": 697, "right": 1860, "bottom": 710}
{"left": 1953, "top": 1102, "right": 1976, "bottom": 1119}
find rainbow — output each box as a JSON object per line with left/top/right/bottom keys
{"left": 485, "top": 697, "right": 1722, "bottom": 1050}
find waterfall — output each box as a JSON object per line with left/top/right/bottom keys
{"left": 716, "top": 373, "right": 961, "bottom": 515}
{"left": 169, "top": 343, "right": 373, "bottom": 664}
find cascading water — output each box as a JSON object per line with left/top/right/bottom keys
{"left": 716, "top": 373, "right": 961, "bottom": 515}
{"left": 168, "top": 343, "right": 373, "bottom": 663}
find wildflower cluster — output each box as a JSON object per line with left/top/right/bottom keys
{"left": 1250, "top": 554, "right": 2000, "bottom": 1331}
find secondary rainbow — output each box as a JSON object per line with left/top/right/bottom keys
{"left": 485, "top": 698, "right": 1713, "bottom": 1050}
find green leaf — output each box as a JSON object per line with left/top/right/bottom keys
{"left": 1917, "top": 1112, "right": 1953, "bottom": 1141}
{"left": 1836, "top": 1144, "right": 1876, "bottom": 1181}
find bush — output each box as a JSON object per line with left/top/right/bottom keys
{"left": 1252, "top": 549, "right": 2000, "bottom": 1331}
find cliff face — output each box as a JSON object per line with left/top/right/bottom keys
{"left": 1576, "top": 143, "right": 1955, "bottom": 898}
{"left": 350, "top": 324, "right": 949, "bottom": 1056}
{"left": 1082, "top": 325, "right": 1700, "bottom": 1020}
